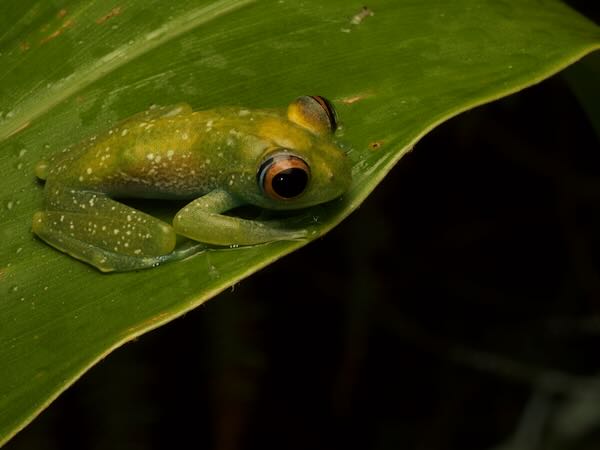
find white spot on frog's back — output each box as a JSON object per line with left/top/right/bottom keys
{"left": 162, "top": 105, "right": 187, "bottom": 117}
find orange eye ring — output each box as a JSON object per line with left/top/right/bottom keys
{"left": 258, "top": 152, "right": 311, "bottom": 200}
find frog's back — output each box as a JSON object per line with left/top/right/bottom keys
{"left": 37, "top": 104, "right": 194, "bottom": 182}
{"left": 35, "top": 105, "right": 287, "bottom": 199}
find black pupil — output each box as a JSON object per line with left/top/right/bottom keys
{"left": 272, "top": 168, "right": 308, "bottom": 198}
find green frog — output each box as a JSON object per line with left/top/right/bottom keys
{"left": 32, "top": 96, "right": 352, "bottom": 272}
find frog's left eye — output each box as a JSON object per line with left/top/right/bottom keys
{"left": 258, "top": 152, "right": 310, "bottom": 200}
{"left": 287, "top": 95, "right": 338, "bottom": 136}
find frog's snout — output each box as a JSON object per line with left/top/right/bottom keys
{"left": 336, "top": 154, "right": 353, "bottom": 190}
{"left": 317, "top": 156, "right": 352, "bottom": 202}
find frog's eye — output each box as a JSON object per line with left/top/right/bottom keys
{"left": 258, "top": 152, "right": 310, "bottom": 200}
{"left": 287, "top": 95, "right": 338, "bottom": 135}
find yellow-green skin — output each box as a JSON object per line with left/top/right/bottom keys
{"left": 33, "top": 102, "right": 351, "bottom": 272}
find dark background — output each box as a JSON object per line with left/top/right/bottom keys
{"left": 6, "top": 3, "right": 600, "bottom": 449}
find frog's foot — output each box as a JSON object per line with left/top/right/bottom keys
{"left": 32, "top": 210, "right": 177, "bottom": 272}
{"left": 157, "top": 240, "right": 209, "bottom": 263}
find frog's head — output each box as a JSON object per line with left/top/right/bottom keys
{"left": 246, "top": 96, "right": 352, "bottom": 210}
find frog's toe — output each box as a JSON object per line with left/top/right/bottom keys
{"left": 34, "top": 160, "right": 49, "bottom": 180}
{"left": 32, "top": 211, "right": 45, "bottom": 233}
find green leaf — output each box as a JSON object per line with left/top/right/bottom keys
{"left": 0, "top": 0, "right": 599, "bottom": 445}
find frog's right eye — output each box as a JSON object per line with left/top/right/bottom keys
{"left": 287, "top": 95, "right": 338, "bottom": 136}
{"left": 258, "top": 151, "right": 311, "bottom": 200}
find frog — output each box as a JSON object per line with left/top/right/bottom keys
{"left": 32, "top": 95, "right": 352, "bottom": 272}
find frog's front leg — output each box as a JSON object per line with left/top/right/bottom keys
{"left": 173, "top": 190, "right": 309, "bottom": 246}
{"left": 32, "top": 187, "right": 178, "bottom": 272}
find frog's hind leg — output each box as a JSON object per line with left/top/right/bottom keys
{"left": 33, "top": 212, "right": 205, "bottom": 271}
{"left": 33, "top": 210, "right": 180, "bottom": 272}
{"left": 33, "top": 189, "right": 178, "bottom": 271}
